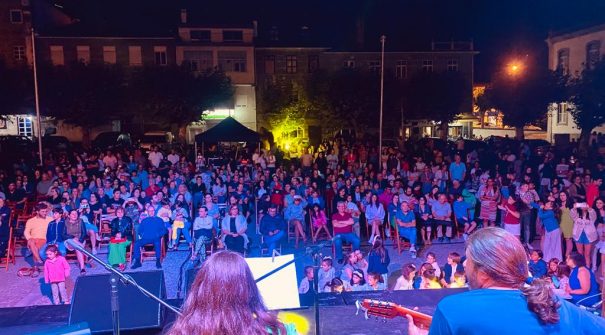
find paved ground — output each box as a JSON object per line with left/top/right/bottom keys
{"left": 0, "top": 223, "right": 466, "bottom": 308}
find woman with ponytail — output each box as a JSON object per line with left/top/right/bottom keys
{"left": 407, "top": 227, "right": 605, "bottom": 335}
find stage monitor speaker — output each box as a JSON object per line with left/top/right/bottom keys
{"left": 30, "top": 322, "right": 91, "bottom": 335}
{"left": 69, "top": 271, "right": 166, "bottom": 333}
{"left": 185, "top": 267, "right": 200, "bottom": 297}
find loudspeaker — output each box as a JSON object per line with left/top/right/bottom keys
{"left": 69, "top": 271, "right": 166, "bottom": 333}
{"left": 185, "top": 267, "right": 200, "bottom": 297}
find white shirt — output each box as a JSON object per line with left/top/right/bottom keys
{"left": 148, "top": 151, "right": 164, "bottom": 168}
{"left": 167, "top": 153, "right": 180, "bottom": 165}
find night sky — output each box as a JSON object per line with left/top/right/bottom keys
{"left": 49, "top": 0, "right": 605, "bottom": 82}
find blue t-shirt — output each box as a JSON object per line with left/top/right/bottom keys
{"left": 429, "top": 289, "right": 605, "bottom": 335}
{"left": 449, "top": 162, "right": 466, "bottom": 182}
{"left": 396, "top": 210, "right": 415, "bottom": 224}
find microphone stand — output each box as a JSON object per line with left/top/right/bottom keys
{"left": 65, "top": 240, "right": 182, "bottom": 335}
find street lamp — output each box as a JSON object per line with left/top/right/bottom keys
{"left": 379, "top": 35, "right": 385, "bottom": 164}
{"left": 506, "top": 60, "right": 524, "bottom": 77}
{"left": 31, "top": 28, "right": 43, "bottom": 165}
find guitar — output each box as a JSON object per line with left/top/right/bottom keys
{"left": 355, "top": 299, "right": 433, "bottom": 329}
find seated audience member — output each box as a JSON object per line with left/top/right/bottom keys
{"left": 64, "top": 210, "right": 90, "bottom": 275}
{"left": 191, "top": 206, "right": 214, "bottom": 262}
{"left": 24, "top": 203, "right": 52, "bottom": 276}
{"left": 396, "top": 201, "right": 418, "bottom": 258}
{"left": 566, "top": 252, "right": 601, "bottom": 307}
{"left": 432, "top": 194, "right": 453, "bottom": 243}
{"left": 310, "top": 203, "right": 331, "bottom": 242}
{"left": 394, "top": 263, "right": 417, "bottom": 290}
{"left": 132, "top": 206, "right": 166, "bottom": 269}
{"left": 440, "top": 252, "right": 463, "bottom": 287}
{"left": 40, "top": 208, "right": 68, "bottom": 259}
{"left": 332, "top": 201, "right": 361, "bottom": 264}
{"left": 0, "top": 198, "right": 11, "bottom": 258}
{"left": 221, "top": 205, "right": 248, "bottom": 254}
{"left": 528, "top": 249, "right": 548, "bottom": 278}
{"left": 449, "top": 270, "right": 467, "bottom": 288}
{"left": 318, "top": 256, "right": 335, "bottom": 293}
{"left": 259, "top": 205, "right": 286, "bottom": 255}
{"left": 367, "top": 272, "right": 386, "bottom": 291}
{"left": 407, "top": 228, "right": 605, "bottom": 335}
{"left": 348, "top": 269, "right": 367, "bottom": 291}
{"left": 298, "top": 266, "right": 315, "bottom": 294}
{"left": 108, "top": 207, "right": 133, "bottom": 271}
{"left": 426, "top": 252, "right": 442, "bottom": 278}
{"left": 284, "top": 195, "right": 308, "bottom": 247}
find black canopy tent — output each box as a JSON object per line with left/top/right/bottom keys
{"left": 194, "top": 116, "right": 260, "bottom": 159}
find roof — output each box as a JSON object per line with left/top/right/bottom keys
{"left": 547, "top": 22, "right": 605, "bottom": 44}
{"left": 195, "top": 117, "right": 260, "bottom": 143}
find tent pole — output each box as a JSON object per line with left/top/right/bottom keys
{"left": 194, "top": 141, "right": 197, "bottom": 161}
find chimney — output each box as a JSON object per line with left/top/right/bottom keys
{"left": 252, "top": 20, "right": 258, "bottom": 38}
{"left": 180, "top": 9, "right": 187, "bottom": 24}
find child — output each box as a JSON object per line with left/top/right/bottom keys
{"left": 318, "top": 256, "right": 335, "bottom": 293}
{"left": 547, "top": 258, "right": 560, "bottom": 279}
{"left": 440, "top": 252, "right": 462, "bottom": 287}
{"left": 348, "top": 269, "right": 367, "bottom": 291}
{"left": 453, "top": 194, "right": 477, "bottom": 240}
{"left": 157, "top": 201, "right": 173, "bottom": 240}
{"left": 311, "top": 204, "right": 331, "bottom": 242}
{"left": 170, "top": 208, "right": 190, "bottom": 250}
{"left": 367, "top": 237, "right": 390, "bottom": 284}
{"left": 421, "top": 268, "right": 441, "bottom": 289}
{"left": 326, "top": 278, "right": 344, "bottom": 293}
{"left": 107, "top": 233, "right": 131, "bottom": 271}
{"left": 426, "top": 252, "right": 441, "bottom": 278}
{"left": 552, "top": 263, "right": 572, "bottom": 299}
{"left": 595, "top": 226, "right": 605, "bottom": 277}
{"left": 367, "top": 272, "right": 386, "bottom": 291}
{"left": 298, "top": 266, "right": 315, "bottom": 294}
{"left": 529, "top": 249, "right": 548, "bottom": 278}
{"left": 394, "top": 263, "right": 417, "bottom": 290}
{"left": 449, "top": 270, "right": 467, "bottom": 288}
{"left": 43, "top": 244, "right": 71, "bottom": 305}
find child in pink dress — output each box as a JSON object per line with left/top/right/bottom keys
{"left": 43, "top": 244, "right": 71, "bottom": 305}
{"left": 311, "top": 204, "right": 331, "bottom": 242}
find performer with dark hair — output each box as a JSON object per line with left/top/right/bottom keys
{"left": 168, "top": 251, "right": 297, "bottom": 335}
{"left": 408, "top": 227, "right": 605, "bottom": 335}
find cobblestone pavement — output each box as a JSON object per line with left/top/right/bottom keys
{"left": 0, "top": 223, "right": 466, "bottom": 308}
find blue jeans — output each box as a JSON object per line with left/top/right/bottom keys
{"left": 133, "top": 238, "right": 162, "bottom": 263}
{"left": 398, "top": 227, "right": 417, "bottom": 247}
{"left": 173, "top": 221, "right": 192, "bottom": 243}
{"left": 40, "top": 242, "right": 67, "bottom": 260}
{"left": 334, "top": 233, "right": 360, "bottom": 260}
{"left": 263, "top": 230, "right": 285, "bottom": 255}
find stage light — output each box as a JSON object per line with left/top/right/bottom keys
{"left": 278, "top": 311, "right": 311, "bottom": 335}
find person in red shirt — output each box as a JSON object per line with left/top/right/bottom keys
{"left": 332, "top": 201, "right": 360, "bottom": 263}
{"left": 498, "top": 195, "right": 523, "bottom": 239}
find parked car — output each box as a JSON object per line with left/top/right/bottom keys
{"left": 92, "top": 132, "right": 132, "bottom": 150}
{"left": 138, "top": 131, "right": 174, "bottom": 151}
{"left": 0, "top": 135, "right": 34, "bottom": 154}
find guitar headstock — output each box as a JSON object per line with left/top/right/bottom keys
{"left": 358, "top": 299, "right": 399, "bottom": 319}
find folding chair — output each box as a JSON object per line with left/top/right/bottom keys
{"left": 141, "top": 236, "right": 166, "bottom": 263}
{"left": 0, "top": 226, "right": 15, "bottom": 271}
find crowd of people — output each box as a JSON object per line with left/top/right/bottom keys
{"left": 0, "top": 132, "right": 604, "bottom": 311}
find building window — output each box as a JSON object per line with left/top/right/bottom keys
{"left": 344, "top": 59, "right": 355, "bottom": 68}
{"left": 264, "top": 55, "right": 275, "bottom": 74}
{"left": 422, "top": 60, "right": 433, "bottom": 73}
{"left": 586, "top": 41, "right": 601, "bottom": 70}
{"left": 18, "top": 117, "right": 32, "bottom": 137}
{"left": 50, "top": 45, "right": 64, "bottom": 66}
{"left": 13, "top": 46, "right": 25, "bottom": 61}
{"left": 10, "top": 10, "right": 23, "bottom": 24}
{"left": 557, "top": 48, "right": 570, "bottom": 74}
{"left": 128, "top": 46, "right": 142, "bottom": 66}
{"left": 395, "top": 60, "right": 407, "bottom": 79}
{"left": 184, "top": 50, "right": 213, "bottom": 71}
{"left": 286, "top": 55, "right": 297, "bottom": 73}
{"left": 368, "top": 61, "right": 380, "bottom": 73}
{"left": 557, "top": 103, "right": 568, "bottom": 125}
{"left": 223, "top": 30, "right": 243, "bottom": 42}
{"left": 447, "top": 59, "right": 459, "bottom": 72}
{"left": 154, "top": 46, "right": 167, "bottom": 66}
{"left": 190, "top": 30, "right": 211, "bottom": 41}
{"left": 218, "top": 51, "right": 247, "bottom": 72}
{"left": 76, "top": 46, "right": 90, "bottom": 64}
{"left": 102, "top": 46, "right": 116, "bottom": 64}
{"left": 308, "top": 55, "right": 319, "bottom": 73}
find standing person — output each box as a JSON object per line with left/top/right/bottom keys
{"left": 332, "top": 202, "right": 361, "bottom": 264}
{"left": 43, "top": 244, "right": 71, "bottom": 305}
{"left": 24, "top": 203, "right": 52, "bottom": 277}
{"left": 478, "top": 178, "right": 499, "bottom": 227}
{"left": 396, "top": 201, "right": 418, "bottom": 258}
{"left": 535, "top": 200, "right": 562, "bottom": 262}
{"left": 557, "top": 191, "right": 575, "bottom": 257}
{"left": 498, "top": 195, "right": 523, "bottom": 239}
{"left": 407, "top": 227, "right": 605, "bottom": 335}
{"left": 167, "top": 251, "right": 294, "bottom": 335}
{"left": 570, "top": 202, "right": 598, "bottom": 269}
{"left": 367, "top": 237, "right": 390, "bottom": 283}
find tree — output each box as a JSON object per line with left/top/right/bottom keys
{"left": 480, "top": 64, "right": 565, "bottom": 140}
{"left": 403, "top": 71, "right": 469, "bottom": 139}
{"left": 38, "top": 62, "right": 126, "bottom": 145}
{"left": 128, "top": 66, "right": 233, "bottom": 139}
{"left": 568, "top": 59, "right": 605, "bottom": 151}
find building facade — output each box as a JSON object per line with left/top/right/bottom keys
{"left": 546, "top": 23, "right": 605, "bottom": 144}
{"left": 0, "top": 0, "right": 32, "bottom": 67}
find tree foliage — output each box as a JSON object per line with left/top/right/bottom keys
{"left": 568, "top": 59, "right": 605, "bottom": 137}
{"left": 480, "top": 64, "right": 565, "bottom": 138}
{"left": 128, "top": 66, "right": 234, "bottom": 129}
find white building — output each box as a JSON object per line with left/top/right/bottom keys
{"left": 545, "top": 23, "right": 605, "bottom": 144}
